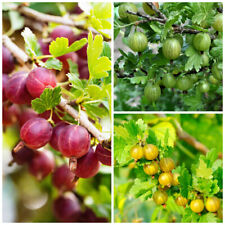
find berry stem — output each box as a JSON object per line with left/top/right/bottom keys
{"left": 13, "top": 140, "right": 25, "bottom": 153}
{"left": 69, "top": 157, "right": 77, "bottom": 173}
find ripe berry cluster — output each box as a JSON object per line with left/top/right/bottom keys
{"left": 130, "top": 143, "right": 221, "bottom": 215}
{"left": 3, "top": 24, "right": 111, "bottom": 222}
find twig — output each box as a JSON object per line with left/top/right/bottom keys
{"left": 2, "top": 35, "right": 29, "bottom": 65}
{"left": 3, "top": 33, "right": 109, "bottom": 143}
{"left": 147, "top": 2, "right": 167, "bottom": 20}
{"left": 9, "top": 3, "right": 86, "bottom": 31}
{"left": 155, "top": 114, "right": 210, "bottom": 156}
{"left": 126, "top": 10, "right": 201, "bottom": 35}
{"left": 173, "top": 119, "right": 209, "bottom": 155}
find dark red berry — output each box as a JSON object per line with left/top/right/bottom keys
{"left": 50, "top": 122, "right": 68, "bottom": 151}
{"left": 28, "top": 150, "right": 55, "bottom": 180}
{"left": 19, "top": 108, "right": 38, "bottom": 127}
{"left": 78, "top": 58, "right": 89, "bottom": 79}
{"left": 3, "top": 45, "right": 14, "bottom": 74}
{"left": 20, "top": 118, "right": 53, "bottom": 149}
{"left": 53, "top": 193, "right": 81, "bottom": 222}
{"left": 58, "top": 52, "right": 78, "bottom": 72}
{"left": 38, "top": 39, "right": 50, "bottom": 62}
{"left": 52, "top": 164, "right": 75, "bottom": 191}
{"left": 72, "top": 5, "right": 83, "bottom": 14}
{"left": 95, "top": 144, "right": 111, "bottom": 166}
{"left": 75, "top": 148, "right": 100, "bottom": 178}
{"left": 76, "top": 33, "right": 88, "bottom": 60}
{"left": 11, "top": 146, "right": 35, "bottom": 165}
{"left": 3, "top": 104, "right": 21, "bottom": 126}
{"left": 58, "top": 125, "right": 90, "bottom": 158}
{"left": 50, "top": 25, "right": 76, "bottom": 45}
{"left": 26, "top": 67, "right": 57, "bottom": 98}
{"left": 5, "top": 71, "right": 33, "bottom": 105}
{"left": 3, "top": 74, "right": 8, "bottom": 102}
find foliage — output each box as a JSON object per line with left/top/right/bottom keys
{"left": 114, "top": 2, "right": 223, "bottom": 111}
{"left": 114, "top": 114, "right": 223, "bottom": 223}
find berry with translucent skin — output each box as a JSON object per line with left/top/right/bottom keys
{"left": 193, "top": 33, "right": 211, "bottom": 51}
{"left": 158, "top": 172, "right": 173, "bottom": 187}
{"left": 144, "top": 83, "right": 161, "bottom": 103}
{"left": 52, "top": 165, "right": 75, "bottom": 191}
{"left": 20, "top": 118, "right": 53, "bottom": 149}
{"left": 205, "top": 197, "right": 220, "bottom": 212}
{"left": 143, "top": 162, "right": 159, "bottom": 175}
{"left": 213, "top": 14, "right": 223, "bottom": 32}
{"left": 50, "top": 25, "right": 76, "bottom": 45}
{"left": 29, "top": 150, "right": 55, "bottom": 180}
{"left": 130, "top": 145, "right": 143, "bottom": 160}
{"left": 26, "top": 67, "right": 57, "bottom": 98}
{"left": 176, "top": 196, "right": 188, "bottom": 206}
{"left": 19, "top": 108, "right": 38, "bottom": 127}
{"left": 11, "top": 146, "right": 35, "bottom": 165}
{"left": 58, "top": 52, "right": 78, "bottom": 72}
{"left": 118, "top": 3, "right": 138, "bottom": 22}
{"left": 162, "top": 38, "right": 181, "bottom": 60}
{"left": 5, "top": 71, "right": 33, "bottom": 105}
{"left": 53, "top": 193, "right": 81, "bottom": 222}
{"left": 50, "top": 122, "right": 68, "bottom": 151}
{"left": 159, "top": 157, "right": 175, "bottom": 172}
{"left": 176, "top": 76, "right": 193, "bottom": 91}
{"left": 153, "top": 190, "right": 168, "bottom": 205}
{"left": 95, "top": 144, "right": 111, "bottom": 166}
{"left": 128, "top": 32, "right": 148, "bottom": 52}
{"left": 58, "top": 125, "right": 90, "bottom": 158}
{"left": 3, "top": 74, "right": 8, "bottom": 102}
{"left": 3, "top": 45, "right": 14, "bottom": 74}
{"left": 143, "top": 144, "right": 158, "bottom": 160}
{"left": 75, "top": 147, "right": 100, "bottom": 178}
{"left": 3, "top": 104, "right": 21, "bottom": 126}
{"left": 76, "top": 32, "right": 88, "bottom": 60}
{"left": 190, "top": 199, "right": 204, "bottom": 213}
{"left": 172, "top": 173, "right": 180, "bottom": 186}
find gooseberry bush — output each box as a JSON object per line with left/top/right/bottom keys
{"left": 114, "top": 2, "right": 223, "bottom": 111}
{"left": 2, "top": 2, "right": 111, "bottom": 222}
{"left": 114, "top": 114, "right": 223, "bottom": 222}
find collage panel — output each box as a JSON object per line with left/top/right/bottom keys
{"left": 2, "top": 2, "right": 112, "bottom": 223}
{"left": 114, "top": 113, "right": 223, "bottom": 223}
{"left": 114, "top": 2, "right": 223, "bottom": 111}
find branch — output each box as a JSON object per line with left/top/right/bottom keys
{"left": 2, "top": 35, "right": 29, "bottom": 65}
{"left": 173, "top": 119, "right": 209, "bottom": 155}
{"left": 9, "top": 3, "right": 86, "bottom": 31}
{"left": 155, "top": 114, "right": 212, "bottom": 156}
{"left": 3, "top": 34, "right": 109, "bottom": 143}
{"left": 126, "top": 10, "right": 201, "bottom": 35}
{"left": 146, "top": 2, "right": 167, "bottom": 20}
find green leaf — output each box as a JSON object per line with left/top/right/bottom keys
{"left": 129, "top": 178, "right": 154, "bottom": 200}
{"left": 101, "top": 42, "right": 111, "bottom": 58}
{"left": 49, "top": 37, "right": 87, "bottom": 57}
{"left": 38, "top": 58, "right": 62, "bottom": 70}
{"left": 31, "top": 87, "right": 61, "bottom": 114}
{"left": 21, "top": 27, "right": 40, "bottom": 58}
{"left": 196, "top": 159, "right": 213, "bottom": 179}
{"left": 130, "top": 76, "right": 148, "bottom": 85}
{"left": 179, "top": 167, "right": 192, "bottom": 198}
{"left": 199, "top": 213, "right": 218, "bottom": 223}
{"left": 152, "top": 122, "right": 176, "bottom": 147}
{"left": 87, "top": 32, "right": 111, "bottom": 79}
{"left": 185, "top": 46, "right": 202, "bottom": 71}
{"left": 86, "top": 84, "right": 103, "bottom": 100}
{"left": 8, "top": 11, "right": 24, "bottom": 32}
{"left": 67, "top": 73, "right": 84, "bottom": 91}
{"left": 84, "top": 104, "right": 108, "bottom": 120}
